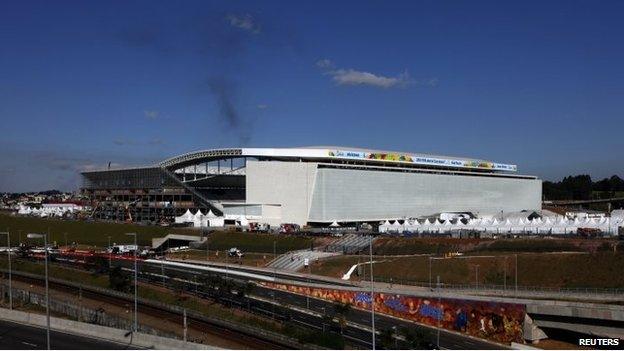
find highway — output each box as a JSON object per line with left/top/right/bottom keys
{"left": 0, "top": 320, "right": 134, "bottom": 350}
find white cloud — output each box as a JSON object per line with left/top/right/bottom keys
{"left": 144, "top": 110, "right": 159, "bottom": 119}
{"left": 316, "top": 59, "right": 334, "bottom": 69}
{"left": 226, "top": 14, "right": 261, "bottom": 34}
{"left": 256, "top": 104, "right": 269, "bottom": 110}
{"left": 316, "top": 59, "right": 438, "bottom": 89}
{"left": 328, "top": 69, "right": 411, "bottom": 88}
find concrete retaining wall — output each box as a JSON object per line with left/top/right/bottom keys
{"left": 0, "top": 308, "right": 216, "bottom": 350}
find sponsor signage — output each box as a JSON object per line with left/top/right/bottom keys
{"left": 328, "top": 150, "right": 517, "bottom": 172}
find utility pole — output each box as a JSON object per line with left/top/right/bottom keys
{"left": 0, "top": 231, "right": 12, "bottom": 310}
{"left": 429, "top": 256, "right": 432, "bottom": 288}
{"left": 126, "top": 233, "right": 138, "bottom": 333}
{"left": 183, "top": 308, "right": 188, "bottom": 343}
{"left": 504, "top": 257, "right": 507, "bottom": 291}
{"left": 369, "top": 235, "right": 376, "bottom": 350}
{"left": 515, "top": 254, "right": 518, "bottom": 297}
{"left": 27, "top": 232, "right": 50, "bottom": 349}
{"left": 436, "top": 275, "right": 441, "bottom": 349}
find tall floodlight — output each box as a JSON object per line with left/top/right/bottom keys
{"left": 0, "top": 231, "right": 12, "bottom": 310}
{"left": 27, "top": 232, "right": 50, "bottom": 350}
{"left": 126, "top": 233, "right": 138, "bottom": 332}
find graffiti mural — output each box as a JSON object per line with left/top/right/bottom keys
{"left": 261, "top": 282, "right": 525, "bottom": 344}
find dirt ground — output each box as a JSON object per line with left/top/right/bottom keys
{"left": 311, "top": 251, "right": 624, "bottom": 289}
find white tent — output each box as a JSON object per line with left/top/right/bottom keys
{"left": 209, "top": 217, "right": 225, "bottom": 227}
{"left": 238, "top": 216, "right": 249, "bottom": 227}
{"left": 174, "top": 209, "right": 194, "bottom": 224}
{"left": 329, "top": 221, "right": 340, "bottom": 227}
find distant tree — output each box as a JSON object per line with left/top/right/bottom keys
{"left": 542, "top": 174, "right": 624, "bottom": 201}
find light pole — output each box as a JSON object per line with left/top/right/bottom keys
{"left": 0, "top": 231, "right": 12, "bottom": 310}
{"left": 126, "top": 233, "right": 138, "bottom": 333}
{"left": 514, "top": 254, "right": 518, "bottom": 297}
{"left": 392, "top": 325, "right": 398, "bottom": 349}
{"left": 474, "top": 264, "right": 480, "bottom": 290}
{"left": 429, "top": 256, "right": 432, "bottom": 288}
{"left": 436, "top": 275, "right": 441, "bottom": 349}
{"left": 504, "top": 257, "right": 507, "bottom": 291}
{"left": 27, "top": 232, "right": 50, "bottom": 350}
{"left": 321, "top": 306, "right": 326, "bottom": 333}
{"left": 108, "top": 236, "right": 112, "bottom": 267}
{"left": 369, "top": 235, "right": 376, "bottom": 350}
{"left": 306, "top": 262, "right": 311, "bottom": 309}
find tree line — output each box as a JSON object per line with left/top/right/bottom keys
{"left": 543, "top": 175, "right": 624, "bottom": 201}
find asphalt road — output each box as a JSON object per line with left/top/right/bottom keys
{"left": 0, "top": 320, "right": 135, "bottom": 350}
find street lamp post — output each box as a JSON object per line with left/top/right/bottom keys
{"left": 369, "top": 235, "right": 376, "bottom": 350}
{"left": 515, "top": 254, "right": 518, "bottom": 297}
{"left": 0, "top": 231, "right": 11, "bottom": 310}
{"left": 504, "top": 257, "right": 507, "bottom": 291}
{"left": 429, "top": 256, "right": 432, "bottom": 288}
{"left": 437, "top": 275, "right": 441, "bottom": 349}
{"left": 27, "top": 232, "right": 50, "bottom": 350}
{"left": 126, "top": 233, "right": 138, "bottom": 333}
{"left": 392, "top": 326, "right": 398, "bottom": 349}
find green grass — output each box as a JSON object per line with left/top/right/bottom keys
{"left": 0, "top": 214, "right": 312, "bottom": 253}
{"left": 0, "top": 213, "right": 197, "bottom": 247}
{"left": 0, "top": 258, "right": 109, "bottom": 287}
{"left": 205, "top": 231, "right": 313, "bottom": 254}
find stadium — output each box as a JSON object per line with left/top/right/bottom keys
{"left": 81, "top": 146, "right": 542, "bottom": 226}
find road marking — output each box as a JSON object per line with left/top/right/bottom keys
{"left": 21, "top": 341, "right": 38, "bottom": 347}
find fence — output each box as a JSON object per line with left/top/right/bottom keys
{"left": 0, "top": 270, "right": 309, "bottom": 349}
{"left": 0, "top": 282, "right": 179, "bottom": 340}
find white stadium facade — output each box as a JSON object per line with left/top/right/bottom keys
{"left": 81, "top": 147, "right": 542, "bottom": 226}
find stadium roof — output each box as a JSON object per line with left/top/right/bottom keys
{"left": 84, "top": 146, "right": 518, "bottom": 173}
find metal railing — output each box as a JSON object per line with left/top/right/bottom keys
{"left": 0, "top": 282, "right": 178, "bottom": 339}
{"left": 363, "top": 276, "right": 624, "bottom": 297}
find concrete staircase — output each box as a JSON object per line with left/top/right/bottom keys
{"left": 326, "top": 234, "right": 374, "bottom": 254}
{"left": 267, "top": 249, "right": 340, "bottom": 272}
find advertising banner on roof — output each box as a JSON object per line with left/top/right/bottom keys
{"left": 328, "top": 150, "right": 517, "bottom": 172}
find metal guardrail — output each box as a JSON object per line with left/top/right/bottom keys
{"left": 365, "top": 276, "right": 623, "bottom": 297}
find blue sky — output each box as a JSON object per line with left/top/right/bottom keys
{"left": 1, "top": 0, "right": 623, "bottom": 192}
